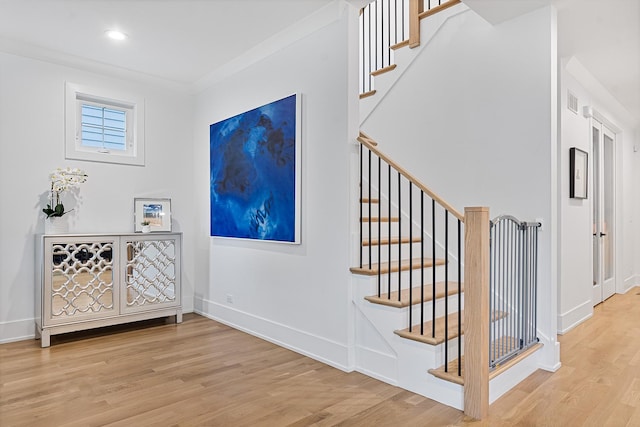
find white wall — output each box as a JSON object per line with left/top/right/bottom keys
{"left": 558, "top": 57, "right": 640, "bottom": 333}
{"left": 192, "top": 3, "right": 358, "bottom": 369}
{"left": 0, "top": 52, "right": 195, "bottom": 342}
{"left": 360, "top": 6, "right": 560, "bottom": 369}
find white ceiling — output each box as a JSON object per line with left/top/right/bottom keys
{"left": 0, "top": 0, "right": 340, "bottom": 84}
{"left": 0, "top": 0, "right": 637, "bottom": 119}
{"left": 555, "top": 0, "right": 639, "bottom": 121}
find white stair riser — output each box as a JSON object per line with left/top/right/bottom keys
{"left": 353, "top": 276, "right": 465, "bottom": 410}
{"left": 360, "top": 230, "right": 463, "bottom": 263}
{"left": 355, "top": 275, "right": 465, "bottom": 327}
{"left": 407, "top": 292, "right": 465, "bottom": 322}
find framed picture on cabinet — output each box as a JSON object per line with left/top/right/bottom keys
{"left": 569, "top": 148, "right": 588, "bottom": 199}
{"left": 134, "top": 198, "right": 172, "bottom": 232}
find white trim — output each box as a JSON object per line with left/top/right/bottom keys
{"left": 0, "top": 318, "right": 35, "bottom": 344}
{"left": 489, "top": 347, "right": 541, "bottom": 404}
{"left": 548, "top": 4, "right": 561, "bottom": 372}
{"left": 583, "top": 106, "right": 622, "bottom": 133}
{"left": 354, "top": 346, "right": 398, "bottom": 385}
{"left": 557, "top": 299, "right": 593, "bottom": 334}
{"left": 536, "top": 331, "right": 561, "bottom": 372}
{"left": 65, "top": 81, "right": 145, "bottom": 166}
{"left": 624, "top": 275, "right": 640, "bottom": 293}
{"left": 194, "top": 297, "right": 352, "bottom": 372}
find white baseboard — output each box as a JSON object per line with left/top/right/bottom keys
{"left": 490, "top": 348, "right": 541, "bottom": 404}
{"left": 0, "top": 318, "right": 35, "bottom": 344}
{"left": 355, "top": 345, "right": 398, "bottom": 385}
{"left": 194, "top": 297, "right": 352, "bottom": 372}
{"left": 535, "top": 332, "right": 561, "bottom": 372}
{"left": 557, "top": 299, "right": 592, "bottom": 334}
{"left": 623, "top": 276, "right": 639, "bottom": 293}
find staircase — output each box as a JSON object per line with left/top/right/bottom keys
{"left": 351, "top": 132, "right": 544, "bottom": 418}
{"left": 351, "top": 130, "right": 468, "bottom": 410}
{"left": 352, "top": 0, "right": 544, "bottom": 420}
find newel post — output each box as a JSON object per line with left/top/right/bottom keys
{"left": 463, "top": 207, "right": 490, "bottom": 420}
{"left": 409, "top": 0, "right": 423, "bottom": 48}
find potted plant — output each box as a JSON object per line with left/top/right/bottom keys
{"left": 141, "top": 220, "right": 151, "bottom": 233}
{"left": 42, "top": 167, "right": 88, "bottom": 233}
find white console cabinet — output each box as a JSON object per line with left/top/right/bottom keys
{"left": 35, "top": 233, "right": 182, "bottom": 347}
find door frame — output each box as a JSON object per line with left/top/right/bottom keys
{"left": 591, "top": 119, "right": 617, "bottom": 305}
{"left": 586, "top": 106, "right": 623, "bottom": 306}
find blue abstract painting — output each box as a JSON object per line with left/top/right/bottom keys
{"left": 210, "top": 94, "right": 300, "bottom": 243}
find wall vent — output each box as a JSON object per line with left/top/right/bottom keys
{"left": 567, "top": 91, "right": 578, "bottom": 114}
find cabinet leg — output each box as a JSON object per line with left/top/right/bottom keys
{"left": 176, "top": 310, "right": 183, "bottom": 324}
{"left": 40, "top": 330, "right": 51, "bottom": 348}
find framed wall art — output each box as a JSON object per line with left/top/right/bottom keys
{"left": 134, "top": 198, "right": 172, "bottom": 232}
{"left": 209, "top": 93, "right": 301, "bottom": 243}
{"left": 569, "top": 147, "right": 588, "bottom": 199}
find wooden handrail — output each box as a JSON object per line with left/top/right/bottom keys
{"left": 357, "top": 134, "right": 464, "bottom": 222}
{"left": 418, "top": 0, "right": 461, "bottom": 20}
{"left": 358, "top": 130, "right": 378, "bottom": 146}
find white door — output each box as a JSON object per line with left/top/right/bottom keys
{"left": 592, "top": 121, "right": 616, "bottom": 305}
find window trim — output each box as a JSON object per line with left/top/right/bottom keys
{"left": 65, "top": 82, "right": 145, "bottom": 166}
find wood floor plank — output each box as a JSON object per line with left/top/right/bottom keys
{"left": 1, "top": 288, "right": 640, "bottom": 425}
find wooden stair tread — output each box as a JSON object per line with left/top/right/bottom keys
{"left": 394, "top": 310, "right": 507, "bottom": 345}
{"left": 371, "top": 64, "right": 397, "bottom": 77}
{"left": 365, "top": 281, "right": 463, "bottom": 308}
{"left": 359, "top": 90, "right": 377, "bottom": 99}
{"left": 427, "top": 340, "right": 544, "bottom": 386}
{"left": 360, "top": 216, "right": 399, "bottom": 223}
{"left": 362, "top": 236, "right": 422, "bottom": 247}
{"left": 360, "top": 198, "right": 380, "bottom": 204}
{"left": 394, "top": 310, "right": 465, "bottom": 345}
{"left": 390, "top": 40, "right": 409, "bottom": 50}
{"left": 428, "top": 358, "right": 465, "bottom": 385}
{"left": 350, "top": 257, "right": 445, "bottom": 276}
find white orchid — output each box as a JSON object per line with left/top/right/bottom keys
{"left": 43, "top": 167, "right": 88, "bottom": 218}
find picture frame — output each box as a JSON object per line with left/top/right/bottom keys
{"left": 569, "top": 148, "right": 588, "bottom": 199}
{"left": 134, "top": 198, "right": 172, "bottom": 232}
{"left": 209, "top": 93, "right": 301, "bottom": 244}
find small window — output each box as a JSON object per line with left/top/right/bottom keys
{"left": 65, "top": 82, "right": 145, "bottom": 166}
{"left": 81, "top": 103, "right": 126, "bottom": 151}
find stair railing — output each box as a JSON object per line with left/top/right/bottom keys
{"left": 359, "top": 0, "right": 461, "bottom": 95}
{"left": 358, "top": 133, "right": 464, "bottom": 377}
{"left": 357, "top": 134, "right": 542, "bottom": 420}
{"left": 360, "top": 0, "right": 407, "bottom": 94}
{"left": 489, "top": 216, "right": 540, "bottom": 368}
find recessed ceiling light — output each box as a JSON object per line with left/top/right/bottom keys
{"left": 105, "top": 30, "right": 128, "bottom": 41}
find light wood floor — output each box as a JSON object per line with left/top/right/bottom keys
{"left": 2, "top": 289, "right": 640, "bottom": 426}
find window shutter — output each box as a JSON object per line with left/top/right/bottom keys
{"left": 81, "top": 104, "right": 127, "bottom": 151}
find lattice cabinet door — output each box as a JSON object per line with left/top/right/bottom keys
{"left": 120, "top": 234, "right": 181, "bottom": 314}
{"left": 42, "top": 236, "right": 119, "bottom": 325}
